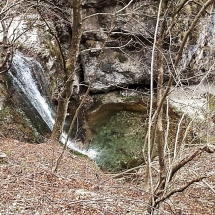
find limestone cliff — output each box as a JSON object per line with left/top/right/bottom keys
{"left": 78, "top": 0, "right": 215, "bottom": 92}
{"left": 1, "top": 0, "right": 214, "bottom": 93}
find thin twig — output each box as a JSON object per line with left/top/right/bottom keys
{"left": 110, "top": 164, "right": 145, "bottom": 178}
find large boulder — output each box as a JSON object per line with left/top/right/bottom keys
{"left": 80, "top": 1, "right": 157, "bottom": 92}
{"left": 81, "top": 49, "right": 152, "bottom": 92}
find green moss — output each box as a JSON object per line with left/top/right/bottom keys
{"left": 0, "top": 104, "right": 45, "bottom": 143}
{"left": 44, "top": 39, "right": 62, "bottom": 61}
{"left": 116, "top": 53, "right": 128, "bottom": 63}
{"left": 70, "top": 149, "right": 88, "bottom": 158}
{"left": 206, "top": 93, "right": 215, "bottom": 109}
{"left": 17, "top": 109, "right": 43, "bottom": 142}
{"left": 0, "top": 106, "right": 11, "bottom": 121}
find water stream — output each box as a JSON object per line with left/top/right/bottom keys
{"left": 9, "top": 51, "right": 96, "bottom": 158}
{"left": 9, "top": 52, "right": 55, "bottom": 130}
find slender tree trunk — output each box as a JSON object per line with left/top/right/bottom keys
{"left": 51, "top": 96, "right": 70, "bottom": 140}
{"left": 0, "top": 20, "right": 11, "bottom": 72}
{"left": 156, "top": 48, "right": 165, "bottom": 191}
{"left": 154, "top": 0, "right": 168, "bottom": 193}
{"left": 51, "top": 0, "right": 82, "bottom": 141}
{"left": 147, "top": 1, "right": 168, "bottom": 213}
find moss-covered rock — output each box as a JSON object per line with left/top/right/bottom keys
{"left": 0, "top": 103, "right": 46, "bottom": 143}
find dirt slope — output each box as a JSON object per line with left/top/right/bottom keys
{"left": 0, "top": 138, "right": 214, "bottom": 214}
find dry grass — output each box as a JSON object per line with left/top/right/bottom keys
{"left": 0, "top": 138, "right": 214, "bottom": 214}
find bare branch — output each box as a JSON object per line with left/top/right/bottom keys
{"left": 0, "top": 0, "right": 24, "bottom": 17}
{"left": 153, "top": 0, "right": 214, "bottom": 124}
{"left": 170, "top": 145, "right": 215, "bottom": 180}
{"left": 175, "top": 0, "right": 213, "bottom": 67}
{"left": 116, "top": 0, "right": 133, "bottom": 14}
{"left": 155, "top": 175, "right": 208, "bottom": 207}
{"left": 0, "top": 51, "right": 10, "bottom": 72}
{"left": 192, "top": 170, "right": 215, "bottom": 194}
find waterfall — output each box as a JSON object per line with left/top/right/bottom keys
{"left": 9, "top": 52, "right": 55, "bottom": 130}
{"left": 9, "top": 51, "right": 97, "bottom": 159}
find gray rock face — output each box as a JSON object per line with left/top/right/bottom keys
{"left": 80, "top": 1, "right": 215, "bottom": 92}
{"left": 178, "top": 14, "right": 215, "bottom": 85}
{"left": 2, "top": 0, "right": 214, "bottom": 94}
{"left": 80, "top": 1, "right": 157, "bottom": 92}
{"left": 81, "top": 49, "right": 152, "bottom": 92}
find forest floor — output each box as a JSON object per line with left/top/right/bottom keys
{"left": 0, "top": 138, "right": 214, "bottom": 215}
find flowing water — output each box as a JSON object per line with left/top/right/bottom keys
{"left": 9, "top": 52, "right": 55, "bottom": 130}
{"left": 9, "top": 51, "right": 96, "bottom": 158}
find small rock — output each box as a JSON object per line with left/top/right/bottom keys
{"left": 204, "top": 144, "right": 215, "bottom": 153}
{"left": 0, "top": 152, "right": 7, "bottom": 163}
{"left": 75, "top": 189, "right": 97, "bottom": 197}
{"left": 0, "top": 152, "right": 7, "bottom": 159}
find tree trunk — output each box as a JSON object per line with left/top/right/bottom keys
{"left": 156, "top": 48, "right": 166, "bottom": 191}
{"left": 50, "top": 0, "right": 82, "bottom": 141}
{"left": 155, "top": 0, "right": 168, "bottom": 193}
{"left": 0, "top": 20, "right": 11, "bottom": 72}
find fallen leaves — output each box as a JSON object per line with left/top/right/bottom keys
{"left": 0, "top": 138, "right": 214, "bottom": 214}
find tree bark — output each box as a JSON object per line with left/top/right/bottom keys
{"left": 50, "top": 0, "right": 82, "bottom": 141}
{"left": 154, "top": 0, "right": 168, "bottom": 192}
{"left": 156, "top": 48, "right": 165, "bottom": 190}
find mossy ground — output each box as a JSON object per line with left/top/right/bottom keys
{"left": 0, "top": 104, "right": 45, "bottom": 143}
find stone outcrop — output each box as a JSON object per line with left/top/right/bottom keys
{"left": 79, "top": 0, "right": 215, "bottom": 92}
{"left": 80, "top": 1, "right": 157, "bottom": 92}
{"left": 81, "top": 49, "right": 152, "bottom": 92}
{"left": 178, "top": 10, "right": 215, "bottom": 85}
{"left": 2, "top": 1, "right": 214, "bottom": 93}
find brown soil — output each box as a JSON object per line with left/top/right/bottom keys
{"left": 0, "top": 138, "right": 214, "bottom": 214}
